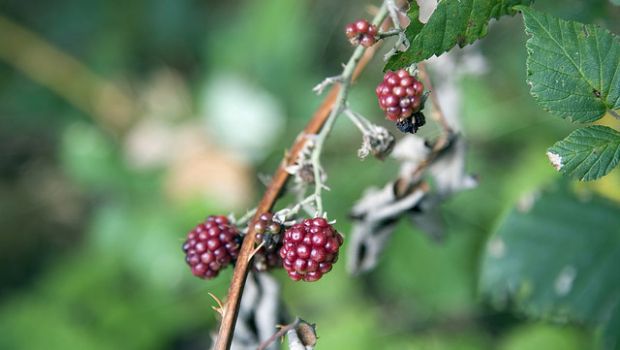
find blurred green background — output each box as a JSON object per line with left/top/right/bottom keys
{"left": 0, "top": 0, "right": 619, "bottom": 349}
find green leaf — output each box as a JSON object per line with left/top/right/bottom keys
{"left": 520, "top": 7, "right": 620, "bottom": 123}
{"left": 384, "top": 0, "right": 532, "bottom": 70}
{"left": 479, "top": 185, "right": 620, "bottom": 348}
{"left": 602, "top": 309, "right": 620, "bottom": 350}
{"left": 547, "top": 125, "right": 620, "bottom": 181}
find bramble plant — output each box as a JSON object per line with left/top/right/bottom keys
{"left": 180, "top": 1, "right": 620, "bottom": 349}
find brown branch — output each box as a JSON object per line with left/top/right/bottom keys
{"left": 213, "top": 29, "right": 384, "bottom": 350}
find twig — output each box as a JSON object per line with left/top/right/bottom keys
{"left": 377, "top": 29, "right": 402, "bottom": 39}
{"left": 344, "top": 108, "right": 373, "bottom": 135}
{"left": 212, "top": 5, "right": 391, "bottom": 349}
{"left": 232, "top": 208, "right": 258, "bottom": 227}
{"left": 383, "top": 0, "right": 409, "bottom": 60}
{"left": 256, "top": 318, "right": 301, "bottom": 350}
{"left": 610, "top": 109, "right": 620, "bottom": 120}
{"left": 0, "top": 16, "right": 136, "bottom": 137}
{"left": 274, "top": 195, "right": 317, "bottom": 223}
{"left": 312, "top": 75, "right": 343, "bottom": 95}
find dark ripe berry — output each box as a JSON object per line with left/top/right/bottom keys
{"left": 344, "top": 19, "right": 377, "bottom": 48}
{"left": 376, "top": 69, "right": 425, "bottom": 124}
{"left": 182, "top": 215, "right": 241, "bottom": 279}
{"left": 279, "top": 218, "right": 343, "bottom": 282}
{"left": 252, "top": 212, "right": 284, "bottom": 272}
{"left": 395, "top": 111, "right": 426, "bottom": 134}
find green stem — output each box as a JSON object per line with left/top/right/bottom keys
{"left": 312, "top": 3, "right": 390, "bottom": 216}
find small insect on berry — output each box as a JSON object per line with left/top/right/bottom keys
{"left": 279, "top": 217, "right": 343, "bottom": 282}
{"left": 345, "top": 19, "right": 378, "bottom": 48}
{"left": 182, "top": 215, "right": 242, "bottom": 279}
{"left": 376, "top": 69, "right": 425, "bottom": 126}
{"left": 395, "top": 112, "right": 426, "bottom": 134}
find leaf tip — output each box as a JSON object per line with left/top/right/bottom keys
{"left": 512, "top": 5, "right": 528, "bottom": 12}
{"left": 546, "top": 151, "right": 563, "bottom": 171}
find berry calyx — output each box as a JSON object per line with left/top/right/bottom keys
{"left": 376, "top": 69, "right": 425, "bottom": 122}
{"left": 182, "top": 215, "right": 241, "bottom": 279}
{"left": 345, "top": 19, "right": 377, "bottom": 48}
{"left": 279, "top": 217, "right": 343, "bottom": 282}
{"left": 253, "top": 212, "right": 283, "bottom": 272}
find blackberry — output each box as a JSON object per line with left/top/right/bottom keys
{"left": 279, "top": 218, "right": 343, "bottom": 282}
{"left": 253, "top": 212, "right": 283, "bottom": 272}
{"left": 182, "top": 215, "right": 241, "bottom": 279}
{"left": 345, "top": 19, "right": 378, "bottom": 48}
{"left": 376, "top": 69, "right": 425, "bottom": 122}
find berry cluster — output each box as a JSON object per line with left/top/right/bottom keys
{"left": 376, "top": 69, "right": 425, "bottom": 124}
{"left": 345, "top": 19, "right": 378, "bottom": 48}
{"left": 279, "top": 218, "right": 343, "bottom": 282}
{"left": 183, "top": 215, "right": 241, "bottom": 279}
{"left": 253, "top": 212, "right": 283, "bottom": 272}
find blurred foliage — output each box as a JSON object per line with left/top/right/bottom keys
{"left": 480, "top": 183, "right": 620, "bottom": 348}
{"left": 0, "top": 0, "right": 618, "bottom": 349}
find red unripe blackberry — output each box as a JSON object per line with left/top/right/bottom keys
{"left": 252, "top": 212, "right": 283, "bottom": 272}
{"left": 345, "top": 19, "right": 377, "bottom": 48}
{"left": 182, "top": 215, "right": 241, "bottom": 279}
{"left": 376, "top": 69, "right": 425, "bottom": 122}
{"left": 279, "top": 218, "right": 343, "bottom": 282}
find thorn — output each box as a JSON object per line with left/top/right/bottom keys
{"left": 312, "top": 75, "right": 342, "bottom": 95}
{"left": 227, "top": 213, "right": 236, "bottom": 223}
{"left": 208, "top": 292, "right": 225, "bottom": 317}
{"left": 250, "top": 241, "right": 265, "bottom": 259}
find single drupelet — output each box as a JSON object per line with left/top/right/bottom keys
{"left": 345, "top": 19, "right": 378, "bottom": 48}
{"left": 182, "top": 215, "right": 241, "bottom": 279}
{"left": 279, "top": 217, "right": 343, "bottom": 282}
{"left": 376, "top": 69, "right": 426, "bottom": 133}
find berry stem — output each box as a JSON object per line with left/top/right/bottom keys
{"left": 312, "top": 3, "right": 390, "bottom": 216}
{"left": 274, "top": 194, "right": 317, "bottom": 222}
{"left": 213, "top": 4, "right": 391, "bottom": 349}
{"left": 383, "top": 0, "right": 409, "bottom": 60}
{"left": 377, "top": 29, "right": 402, "bottom": 39}
{"left": 344, "top": 108, "right": 373, "bottom": 135}
{"left": 344, "top": 109, "right": 391, "bottom": 153}
{"left": 232, "top": 208, "right": 257, "bottom": 227}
